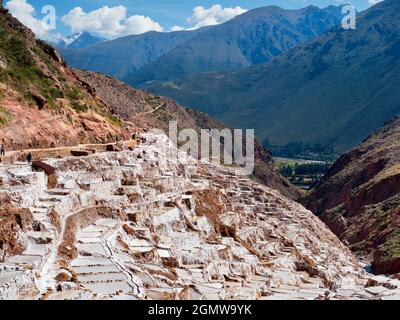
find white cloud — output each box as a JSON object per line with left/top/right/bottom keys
{"left": 171, "top": 25, "right": 185, "bottom": 32}
{"left": 5, "top": 0, "right": 62, "bottom": 42}
{"left": 368, "top": 0, "right": 383, "bottom": 4}
{"left": 125, "top": 15, "right": 163, "bottom": 35}
{"left": 171, "top": 4, "right": 247, "bottom": 31}
{"left": 61, "top": 6, "right": 163, "bottom": 39}
{"left": 6, "top": 1, "right": 247, "bottom": 40}
{"left": 187, "top": 4, "right": 247, "bottom": 29}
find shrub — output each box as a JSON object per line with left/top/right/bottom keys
{"left": 0, "top": 106, "right": 10, "bottom": 126}
{"left": 70, "top": 101, "right": 88, "bottom": 113}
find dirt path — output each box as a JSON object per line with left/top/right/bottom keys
{"left": 1, "top": 139, "right": 139, "bottom": 164}
{"left": 130, "top": 103, "right": 166, "bottom": 120}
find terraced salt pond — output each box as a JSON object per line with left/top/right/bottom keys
{"left": 3, "top": 133, "right": 400, "bottom": 300}
{"left": 71, "top": 219, "right": 136, "bottom": 296}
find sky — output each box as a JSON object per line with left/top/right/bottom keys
{"left": 4, "top": 0, "right": 381, "bottom": 42}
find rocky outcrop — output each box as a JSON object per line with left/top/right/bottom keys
{"left": 0, "top": 269, "right": 37, "bottom": 300}
{"left": 0, "top": 207, "right": 33, "bottom": 261}
{"left": 1, "top": 133, "right": 400, "bottom": 300}
{"left": 301, "top": 118, "right": 400, "bottom": 275}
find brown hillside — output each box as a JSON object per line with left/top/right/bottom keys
{"left": 301, "top": 117, "right": 400, "bottom": 274}
{"left": 0, "top": 8, "right": 132, "bottom": 150}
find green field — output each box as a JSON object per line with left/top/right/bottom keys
{"left": 274, "top": 157, "right": 331, "bottom": 190}
{"left": 273, "top": 157, "right": 325, "bottom": 169}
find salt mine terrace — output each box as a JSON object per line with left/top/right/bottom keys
{"left": 1, "top": 133, "right": 400, "bottom": 300}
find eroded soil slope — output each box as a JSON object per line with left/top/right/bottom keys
{"left": 0, "top": 8, "right": 132, "bottom": 150}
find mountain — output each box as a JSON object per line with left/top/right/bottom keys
{"left": 60, "top": 5, "right": 344, "bottom": 83}
{"left": 301, "top": 116, "right": 400, "bottom": 275}
{"left": 52, "top": 32, "right": 105, "bottom": 49}
{"left": 126, "top": 5, "right": 345, "bottom": 84}
{"left": 137, "top": 0, "right": 400, "bottom": 154}
{"left": 64, "top": 32, "right": 105, "bottom": 49}
{"left": 60, "top": 30, "right": 202, "bottom": 79}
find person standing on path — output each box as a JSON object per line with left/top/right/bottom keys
{"left": 0, "top": 144, "right": 5, "bottom": 157}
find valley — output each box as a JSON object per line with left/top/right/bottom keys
{"left": 301, "top": 116, "right": 400, "bottom": 275}
{"left": 0, "top": 0, "right": 400, "bottom": 302}
{"left": 274, "top": 157, "right": 331, "bottom": 190}
{"left": 132, "top": 0, "right": 399, "bottom": 155}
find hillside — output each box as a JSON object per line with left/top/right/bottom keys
{"left": 301, "top": 117, "right": 400, "bottom": 274}
{"left": 138, "top": 0, "right": 400, "bottom": 154}
{"left": 75, "top": 70, "right": 300, "bottom": 199}
{"left": 0, "top": 7, "right": 132, "bottom": 150}
{"left": 126, "top": 5, "right": 344, "bottom": 84}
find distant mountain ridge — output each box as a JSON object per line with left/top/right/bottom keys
{"left": 66, "top": 32, "right": 106, "bottom": 49}
{"left": 60, "top": 5, "right": 345, "bottom": 81}
{"left": 55, "top": 32, "right": 105, "bottom": 49}
{"left": 138, "top": 0, "right": 399, "bottom": 153}
{"left": 60, "top": 29, "right": 204, "bottom": 79}
{"left": 126, "top": 4, "right": 346, "bottom": 85}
